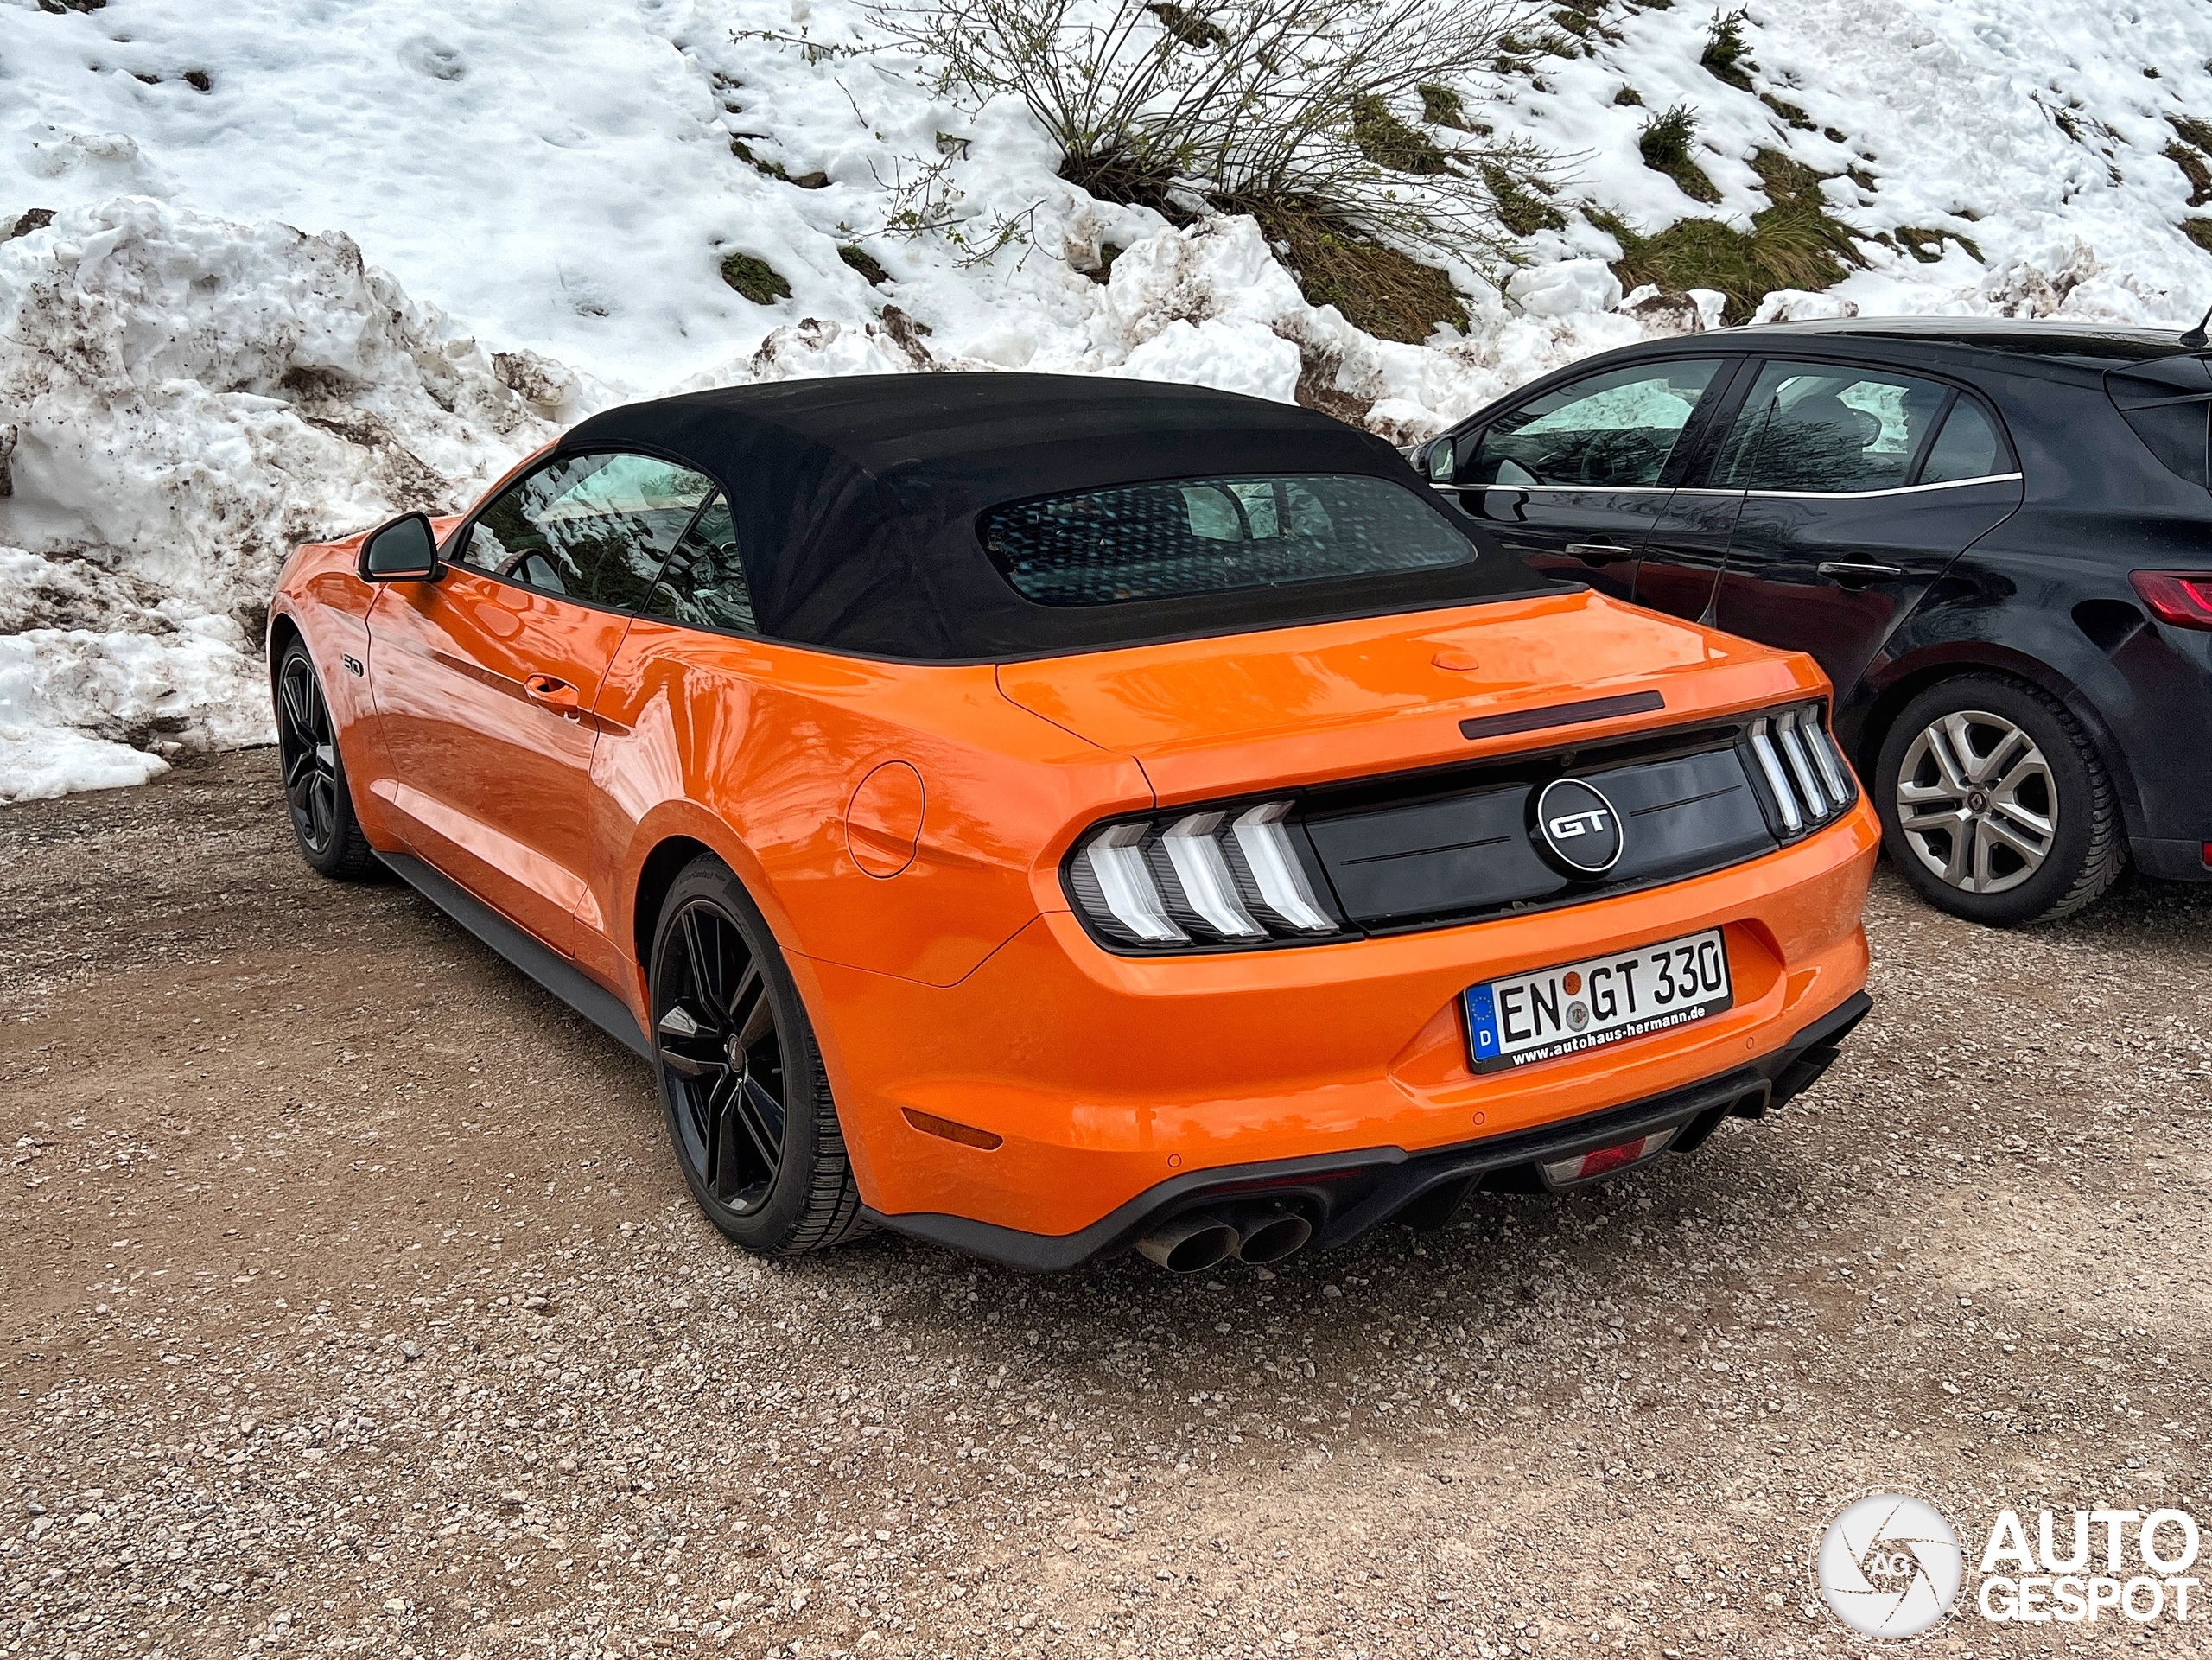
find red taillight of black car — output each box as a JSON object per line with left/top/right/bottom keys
{"left": 2130, "top": 570, "right": 2212, "bottom": 630}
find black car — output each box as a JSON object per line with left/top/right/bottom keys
{"left": 1406, "top": 318, "right": 2212, "bottom": 925}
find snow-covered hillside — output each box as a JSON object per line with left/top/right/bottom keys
{"left": 5, "top": 0, "right": 2212, "bottom": 799}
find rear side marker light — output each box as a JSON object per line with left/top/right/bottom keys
{"left": 2130, "top": 570, "right": 2212, "bottom": 631}
{"left": 1069, "top": 798, "right": 1346, "bottom": 951}
{"left": 901, "top": 1108, "right": 1003, "bottom": 1150}
{"left": 1542, "top": 1126, "right": 1677, "bottom": 1187}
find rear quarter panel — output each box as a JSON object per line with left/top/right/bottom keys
{"left": 588, "top": 623, "right": 1154, "bottom": 1003}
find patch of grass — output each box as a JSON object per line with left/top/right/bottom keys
{"left": 1700, "top": 8, "right": 1752, "bottom": 91}
{"left": 2166, "top": 144, "right": 2212, "bottom": 207}
{"left": 1484, "top": 162, "right": 1566, "bottom": 235}
{"left": 1892, "top": 226, "right": 1981, "bottom": 264}
{"left": 1351, "top": 94, "right": 1449, "bottom": 175}
{"left": 1420, "top": 83, "right": 1468, "bottom": 130}
{"left": 1146, "top": 2, "right": 1227, "bottom": 48}
{"left": 1234, "top": 194, "right": 1465, "bottom": 341}
{"left": 2183, "top": 219, "right": 2212, "bottom": 254}
{"left": 838, "top": 244, "right": 889, "bottom": 285}
{"left": 1599, "top": 149, "right": 1866, "bottom": 323}
{"left": 2169, "top": 118, "right": 2212, "bottom": 207}
{"left": 730, "top": 136, "right": 791, "bottom": 183}
{"left": 719, "top": 251, "right": 791, "bottom": 305}
{"left": 1613, "top": 86, "right": 1644, "bottom": 107}
{"left": 1760, "top": 92, "right": 1815, "bottom": 131}
{"left": 1637, "top": 105, "right": 1720, "bottom": 203}
{"left": 1846, "top": 163, "right": 1878, "bottom": 192}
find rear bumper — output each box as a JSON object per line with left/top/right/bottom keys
{"left": 802, "top": 801, "right": 1879, "bottom": 1256}
{"left": 2129, "top": 835, "right": 2212, "bottom": 882}
{"left": 867, "top": 991, "right": 1872, "bottom": 1270}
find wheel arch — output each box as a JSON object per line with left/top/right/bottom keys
{"left": 266, "top": 607, "right": 304, "bottom": 672}
{"left": 618, "top": 806, "right": 805, "bottom": 991}
{"left": 632, "top": 834, "right": 720, "bottom": 971}
{"left": 1852, "top": 641, "right": 2143, "bottom": 831}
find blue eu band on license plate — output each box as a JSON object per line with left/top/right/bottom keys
{"left": 1463, "top": 927, "right": 1733, "bottom": 1074}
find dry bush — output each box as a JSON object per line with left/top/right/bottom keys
{"left": 874, "top": 0, "right": 1560, "bottom": 280}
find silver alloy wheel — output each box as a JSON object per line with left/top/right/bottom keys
{"left": 1893, "top": 709, "right": 2056, "bottom": 894}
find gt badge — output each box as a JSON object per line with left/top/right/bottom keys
{"left": 1534, "top": 777, "right": 1624, "bottom": 875}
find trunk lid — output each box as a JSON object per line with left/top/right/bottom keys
{"left": 995, "top": 588, "right": 1820, "bottom": 800}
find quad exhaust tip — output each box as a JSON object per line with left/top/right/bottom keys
{"left": 1136, "top": 1203, "right": 1313, "bottom": 1273}
{"left": 1136, "top": 1212, "right": 1241, "bottom": 1274}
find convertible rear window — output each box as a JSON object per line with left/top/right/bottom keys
{"left": 978, "top": 474, "right": 1477, "bottom": 607}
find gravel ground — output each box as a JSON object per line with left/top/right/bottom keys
{"left": 2, "top": 750, "right": 2208, "bottom": 1660}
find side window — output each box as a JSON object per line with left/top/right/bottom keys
{"left": 1917, "top": 398, "right": 2012, "bottom": 485}
{"left": 1461, "top": 359, "right": 1723, "bottom": 488}
{"left": 454, "top": 452, "right": 716, "bottom": 610}
{"left": 641, "top": 494, "right": 759, "bottom": 635}
{"left": 1716, "top": 362, "right": 1951, "bottom": 493}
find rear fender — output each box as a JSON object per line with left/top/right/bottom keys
{"left": 1854, "top": 620, "right": 2145, "bottom": 833}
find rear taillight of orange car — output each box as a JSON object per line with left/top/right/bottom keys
{"left": 1742, "top": 703, "right": 1856, "bottom": 839}
{"left": 1068, "top": 799, "right": 1348, "bottom": 951}
{"left": 1067, "top": 702, "right": 1859, "bottom": 955}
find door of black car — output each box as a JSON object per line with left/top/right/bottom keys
{"left": 1438, "top": 358, "right": 1732, "bottom": 600}
{"left": 1640, "top": 359, "right": 2024, "bottom": 698}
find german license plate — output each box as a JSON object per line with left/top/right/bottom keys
{"left": 1463, "top": 928, "right": 1732, "bottom": 1073}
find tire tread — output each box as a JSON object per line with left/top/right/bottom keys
{"left": 2011, "top": 677, "right": 2126, "bottom": 923}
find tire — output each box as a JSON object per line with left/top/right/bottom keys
{"left": 275, "top": 638, "right": 376, "bottom": 881}
{"left": 1873, "top": 672, "right": 2125, "bottom": 925}
{"left": 646, "top": 854, "right": 869, "bottom": 1256}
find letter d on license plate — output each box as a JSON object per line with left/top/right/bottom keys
{"left": 1463, "top": 927, "right": 1732, "bottom": 1073}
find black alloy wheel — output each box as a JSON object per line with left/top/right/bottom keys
{"left": 1874, "top": 672, "right": 2125, "bottom": 926}
{"left": 648, "top": 855, "right": 868, "bottom": 1254}
{"left": 275, "top": 639, "right": 373, "bottom": 879}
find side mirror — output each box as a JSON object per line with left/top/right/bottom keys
{"left": 358, "top": 512, "right": 441, "bottom": 582}
{"left": 1415, "top": 436, "right": 1456, "bottom": 485}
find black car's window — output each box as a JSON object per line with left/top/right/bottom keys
{"left": 1715, "top": 362, "right": 1951, "bottom": 493}
{"left": 979, "top": 474, "right": 1475, "bottom": 607}
{"left": 455, "top": 452, "right": 716, "bottom": 609}
{"left": 1461, "top": 360, "right": 1723, "bottom": 488}
{"left": 1916, "top": 398, "right": 2012, "bottom": 485}
{"left": 640, "top": 494, "right": 759, "bottom": 634}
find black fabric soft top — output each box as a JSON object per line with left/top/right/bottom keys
{"left": 557, "top": 372, "right": 1530, "bottom": 660}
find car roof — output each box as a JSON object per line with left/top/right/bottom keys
{"left": 1692, "top": 316, "right": 2196, "bottom": 368}
{"left": 559, "top": 372, "right": 1516, "bottom": 661}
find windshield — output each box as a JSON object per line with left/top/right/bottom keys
{"left": 979, "top": 474, "right": 1478, "bottom": 607}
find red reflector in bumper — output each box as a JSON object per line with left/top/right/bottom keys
{"left": 1541, "top": 1126, "right": 1679, "bottom": 1187}
{"left": 901, "top": 1107, "right": 1003, "bottom": 1150}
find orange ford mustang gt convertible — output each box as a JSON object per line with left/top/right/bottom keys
{"left": 268, "top": 373, "right": 1877, "bottom": 1272}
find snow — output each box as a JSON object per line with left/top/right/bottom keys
{"left": 3, "top": 0, "right": 2212, "bottom": 798}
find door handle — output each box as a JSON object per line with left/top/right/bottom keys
{"left": 1817, "top": 561, "right": 1905, "bottom": 587}
{"left": 1564, "top": 542, "right": 1636, "bottom": 566}
{"left": 523, "top": 673, "right": 581, "bottom": 713}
